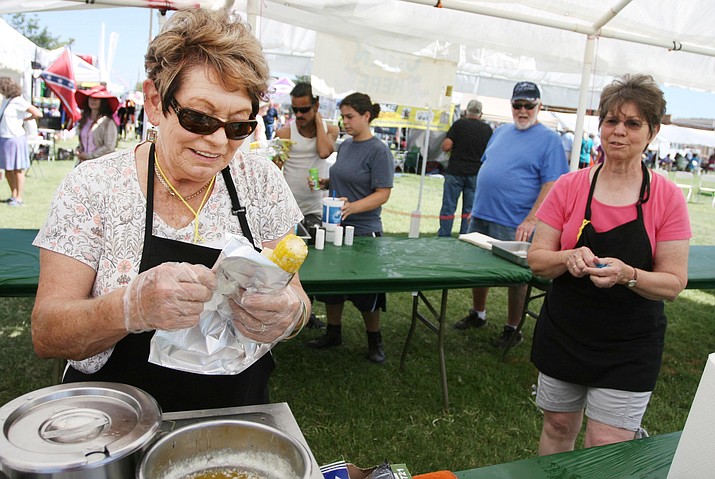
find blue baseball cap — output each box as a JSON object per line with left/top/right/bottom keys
{"left": 511, "top": 82, "right": 541, "bottom": 102}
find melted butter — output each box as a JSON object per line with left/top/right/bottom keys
{"left": 184, "top": 468, "right": 256, "bottom": 479}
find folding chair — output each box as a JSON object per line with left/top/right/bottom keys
{"left": 26, "top": 143, "right": 48, "bottom": 179}
{"left": 698, "top": 174, "right": 715, "bottom": 207}
{"left": 674, "top": 171, "right": 695, "bottom": 202}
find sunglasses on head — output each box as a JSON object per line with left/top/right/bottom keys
{"left": 511, "top": 101, "right": 538, "bottom": 110}
{"left": 291, "top": 105, "right": 314, "bottom": 114}
{"left": 170, "top": 98, "right": 257, "bottom": 140}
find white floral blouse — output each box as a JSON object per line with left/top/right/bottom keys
{"left": 34, "top": 147, "right": 302, "bottom": 373}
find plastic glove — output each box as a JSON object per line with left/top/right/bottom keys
{"left": 123, "top": 262, "right": 217, "bottom": 333}
{"left": 228, "top": 285, "right": 304, "bottom": 342}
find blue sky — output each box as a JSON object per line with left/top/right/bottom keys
{"left": 18, "top": 7, "right": 715, "bottom": 120}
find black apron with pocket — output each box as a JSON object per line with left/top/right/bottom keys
{"left": 64, "top": 144, "right": 274, "bottom": 411}
{"left": 531, "top": 162, "right": 666, "bottom": 392}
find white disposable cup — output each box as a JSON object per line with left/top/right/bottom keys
{"left": 344, "top": 226, "right": 354, "bottom": 246}
{"left": 334, "top": 226, "right": 343, "bottom": 246}
{"left": 321, "top": 197, "right": 344, "bottom": 232}
{"left": 315, "top": 229, "right": 325, "bottom": 250}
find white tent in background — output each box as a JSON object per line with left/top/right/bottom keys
{"left": 0, "top": 17, "right": 54, "bottom": 99}
{"left": 5, "top": 1, "right": 715, "bottom": 149}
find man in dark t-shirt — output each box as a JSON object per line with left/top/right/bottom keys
{"left": 263, "top": 103, "right": 279, "bottom": 139}
{"left": 438, "top": 100, "right": 493, "bottom": 237}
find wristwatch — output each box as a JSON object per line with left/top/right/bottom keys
{"left": 626, "top": 267, "right": 638, "bottom": 288}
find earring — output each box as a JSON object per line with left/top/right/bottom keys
{"left": 146, "top": 127, "right": 157, "bottom": 143}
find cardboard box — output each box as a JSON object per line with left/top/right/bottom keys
{"left": 320, "top": 460, "right": 412, "bottom": 479}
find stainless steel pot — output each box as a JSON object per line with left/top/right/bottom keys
{"left": 0, "top": 382, "right": 162, "bottom": 478}
{"left": 137, "top": 419, "right": 313, "bottom": 479}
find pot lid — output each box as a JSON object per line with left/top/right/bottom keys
{"left": 0, "top": 382, "right": 161, "bottom": 474}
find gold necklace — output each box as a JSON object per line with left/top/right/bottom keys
{"left": 154, "top": 168, "right": 211, "bottom": 200}
{"left": 154, "top": 155, "right": 216, "bottom": 243}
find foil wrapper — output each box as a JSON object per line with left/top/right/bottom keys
{"left": 149, "top": 235, "right": 295, "bottom": 375}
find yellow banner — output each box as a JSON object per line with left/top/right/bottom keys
{"left": 372, "top": 104, "right": 454, "bottom": 132}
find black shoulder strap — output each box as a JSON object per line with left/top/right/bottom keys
{"left": 0, "top": 98, "right": 12, "bottom": 124}
{"left": 221, "top": 165, "right": 260, "bottom": 252}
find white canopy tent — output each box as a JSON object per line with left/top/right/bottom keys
{"left": 0, "top": 17, "right": 55, "bottom": 99}
{"left": 5, "top": 1, "right": 715, "bottom": 154}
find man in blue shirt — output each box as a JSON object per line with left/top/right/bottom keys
{"left": 454, "top": 81, "right": 569, "bottom": 349}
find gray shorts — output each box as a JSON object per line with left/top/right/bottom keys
{"left": 535, "top": 372, "right": 652, "bottom": 432}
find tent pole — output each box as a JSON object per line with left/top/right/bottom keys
{"left": 409, "top": 109, "right": 432, "bottom": 238}
{"left": 571, "top": 35, "right": 597, "bottom": 172}
{"left": 246, "top": 0, "right": 259, "bottom": 33}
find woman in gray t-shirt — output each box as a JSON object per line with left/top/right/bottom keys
{"left": 307, "top": 92, "right": 394, "bottom": 364}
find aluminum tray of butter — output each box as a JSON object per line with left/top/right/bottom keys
{"left": 490, "top": 240, "right": 531, "bottom": 267}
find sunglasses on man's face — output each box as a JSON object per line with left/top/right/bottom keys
{"left": 291, "top": 105, "right": 314, "bottom": 114}
{"left": 170, "top": 98, "right": 257, "bottom": 140}
{"left": 511, "top": 102, "right": 538, "bottom": 111}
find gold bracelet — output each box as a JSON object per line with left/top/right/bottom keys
{"left": 284, "top": 300, "right": 309, "bottom": 340}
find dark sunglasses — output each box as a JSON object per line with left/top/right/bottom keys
{"left": 291, "top": 105, "right": 314, "bottom": 114}
{"left": 511, "top": 102, "right": 538, "bottom": 111}
{"left": 170, "top": 98, "right": 257, "bottom": 140}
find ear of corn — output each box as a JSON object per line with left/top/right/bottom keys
{"left": 264, "top": 234, "right": 308, "bottom": 274}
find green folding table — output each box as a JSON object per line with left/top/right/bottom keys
{"left": 299, "top": 236, "right": 533, "bottom": 411}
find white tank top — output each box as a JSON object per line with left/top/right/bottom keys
{"left": 282, "top": 120, "right": 329, "bottom": 216}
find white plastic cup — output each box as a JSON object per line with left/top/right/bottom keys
{"left": 334, "top": 226, "right": 344, "bottom": 246}
{"left": 344, "top": 226, "right": 354, "bottom": 246}
{"left": 315, "top": 228, "right": 325, "bottom": 250}
{"left": 321, "top": 197, "right": 344, "bottom": 232}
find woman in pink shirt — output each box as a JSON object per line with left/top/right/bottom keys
{"left": 528, "top": 74, "right": 691, "bottom": 455}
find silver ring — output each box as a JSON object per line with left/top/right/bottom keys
{"left": 260, "top": 324, "right": 266, "bottom": 333}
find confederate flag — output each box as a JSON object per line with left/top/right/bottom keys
{"left": 41, "top": 48, "right": 81, "bottom": 125}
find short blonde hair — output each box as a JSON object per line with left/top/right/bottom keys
{"left": 144, "top": 8, "right": 270, "bottom": 116}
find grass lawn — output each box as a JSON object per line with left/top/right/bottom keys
{"left": 0, "top": 144, "right": 714, "bottom": 473}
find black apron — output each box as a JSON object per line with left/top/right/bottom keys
{"left": 531, "top": 162, "right": 666, "bottom": 392}
{"left": 64, "top": 144, "right": 274, "bottom": 412}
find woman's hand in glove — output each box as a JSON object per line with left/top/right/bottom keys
{"left": 123, "top": 262, "right": 216, "bottom": 333}
{"left": 228, "top": 285, "right": 305, "bottom": 343}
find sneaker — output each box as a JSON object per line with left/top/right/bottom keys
{"left": 305, "top": 313, "right": 326, "bottom": 329}
{"left": 367, "top": 342, "right": 385, "bottom": 364}
{"left": 493, "top": 326, "right": 523, "bottom": 349}
{"left": 8, "top": 198, "right": 24, "bottom": 207}
{"left": 453, "top": 309, "right": 487, "bottom": 330}
{"left": 306, "top": 330, "right": 342, "bottom": 349}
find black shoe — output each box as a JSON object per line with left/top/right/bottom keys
{"left": 366, "top": 331, "right": 385, "bottom": 364}
{"left": 493, "top": 326, "right": 523, "bottom": 349}
{"left": 306, "top": 325, "right": 342, "bottom": 348}
{"left": 306, "top": 313, "right": 325, "bottom": 329}
{"left": 453, "top": 309, "right": 487, "bottom": 330}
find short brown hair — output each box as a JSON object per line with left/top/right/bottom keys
{"left": 144, "top": 8, "right": 270, "bottom": 116}
{"left": 598, "top": 74, "right": 666, "bottom": 137}
{"left": 0, "top": 77, "right": 22, "bottom": 98}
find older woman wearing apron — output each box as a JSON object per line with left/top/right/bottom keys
{"left": 31, "top": 9, "right": 310, "bottom": 412}
{"left": 528, "top": 74, "right": 691, "bottom": 454}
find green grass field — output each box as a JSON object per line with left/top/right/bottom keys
{"left": 0, "top": 146, "right": 714, "bottom": 473}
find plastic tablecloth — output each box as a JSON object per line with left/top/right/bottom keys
{"left": 0, "top": 229, "right": 40, "bottom": 297}
{"left": 686, "top": 245, "right": 715, "bottom": 289}
{"left": 456, "top": 431, "right": 680, "bottom": 479}
{"left": 299, "top": 236, "right": 532, "bottom": 294}
{"left": 2, "top": 231, "right": 713, "bottom": 298}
